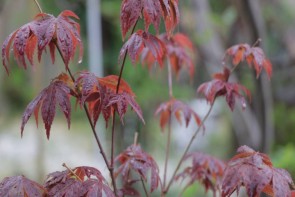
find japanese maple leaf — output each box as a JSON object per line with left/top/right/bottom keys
{"left": 160, "top": 0, "right": 180, "bottom": 35}
{"left": 155, "top": 98, "right": 201, "bottom": 131}
{"left": 141, "top": 33, "right": 195, "bottom": 79}
{"left": 222, "top": 145, "right": 294, "bottom": 197}
{"left": 21, "top": 73, "right": 72, "bottom": 139}
{"left": 45, "top": 166, "right": 114, "bottom": 197}
{"left": 120, "top": 0, "right": 162, "bottom": 40}
{"left": 119, "top": 30, "right": 165, "bottom": 67}
{"left": 0, "top": 175, "right": 47, "bottom": 196}
{"left": 225, "top": 43, "right": 272, "bottom": 79}
{"left": 115, "top": 144, "right": 161, "bottom": 193}
{"left": 197, "top": 67, "right": 251, "bottom": 111}
{"left": 176, "top": 152, "right": 226, "bottom": 196}
{"left": 2, "top": 10, "right": 83, "bottom": 74}
{"left": 107, "top": 91, "right": 145, "bottom": 124}
{"left": 76, "top": 73, "right": 144, "bottom": 127}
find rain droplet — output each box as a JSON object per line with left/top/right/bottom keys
{"left": 78, "top": 59, "right": 82, "bottom": 64}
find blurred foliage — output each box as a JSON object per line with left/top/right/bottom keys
{"left": 274, "top": 103, "right": 295, "bottom": 145}
{"left": 272, "top": 144, "right": 295, "bottom": 178}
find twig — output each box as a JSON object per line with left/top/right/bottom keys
{"left": 252, "top": 38, "right": 262, "bottom": 47}
{"left": 109, "top": 18, "right": 139, "bottom": 196}
{"left": 134, "top": 132, "right": 139, "bottom": 145}
{"left": 62, "top": 163, "right": 83, "bottom": 182}
{"left": 163, "top": 60, "right": 174, "bottom": 190}
{"left": 164, "top": 103, "right": 215, "bottom": 193}
{"left": 55, "top": 42, "right": 118, "bottom": 196}
{"left": 141, "top": 177, "right": 150, "bottom": 197}
{"left": 33, "top": 0, "right": 43, "bottom": 13}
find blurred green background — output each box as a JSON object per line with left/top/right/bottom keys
{"left": 0, "top": 0, "right": 294, "bottom": 196}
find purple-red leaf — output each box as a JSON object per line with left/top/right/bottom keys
{"left": 21, "top": 73, "right": 72, "bottom": 139}
{"left": 0, "top": 175, "right": 47, "bottom": 197}
{"left": 76, "top": 73, "right": 145, "bottom": 127}
{"left": 120, "top": 30, "right": 165, "bottom": 67}
{"left": 160, "top": 0, "right": 180, "bottom": 36}
{"left": 176, "top": 152, "right": 226, "bottom": 195}
{"left": 142, "top": 33, "right": 195, "bottom": 79}
{"left": 2, "top": 10, "right": 83, "bottom": 73}
{"left": 197, "top": 67, "right": 251, "bottom": 111}
{"left": 222, "top": 145, "right": 294, "bottom": 197}
{"left": 45, "top": 166, "right": 114, "bottom": 197}
{"left": 225, "top": 43, "right": 272, "bottom": 79}
{"left": 115, "top": 144, "right": 161, "bottom": 193}
{"left": 120, "top": 0, "right": 162, "bottom": 40}
{"left": 155, "top": 98, "right": 201, "bottom": 131}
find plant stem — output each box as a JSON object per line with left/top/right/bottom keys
{"left": 109, "top": 19, "right": 139, "bottom": 196}
{"left": 55, "top": 42, "right": 118, "bottom": 196}
{"left": 33, "top": 0, "right": 43, "bottom": 13}
{"left": 164, "top": 103, "right": 215, "bottom": 193}
{"left": 163, "top": 114, "right": 172, "bottom": 190}
{"left": 163, "top": 60, "right": 174, "bottom": 190}
{"left": 167, "top": 59, "right": 173, "bottom": 98}
{"left": 62, "top": 163, "right": 83, "bottom": 182}
{"left": 141, "top": 177, "right": 149, "bottom": 197}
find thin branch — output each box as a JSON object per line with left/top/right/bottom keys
{"left": 55, "top": 42, "right": 118, "bottom": 196}
{"left": 134, "top": 132, "right": 139, "bottom": 145}
{"left": 167, "top": 59, "right": 173, "bottom": 98}
{"left": 109, "top": 19, "right": 139, "bottom": 196}
{"left": 163, "top": 112, "right": 172, "bottom": 189}
{"left": 163, "top": 60, "right": 174, "bottom": 189}
{"left": 164, "top": 103, "right": 215, "bottom": 193}
{"left": 62, "top": 163, "right": 83, "bottom": 182}
{"left": 141, "top": 177, "right": 150, "bottom": 197}
{"left": 33, "top": 0, "right": 43, "bottom": 13}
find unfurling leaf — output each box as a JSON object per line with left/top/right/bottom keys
{"left": 141, "top": 33, "right": 195, "bottom": 79}
{"left": 225, "top": 43, "right": 272, "bottom": 79}
{"left": 197, "top": 67, "right": 251, "bottom": 111}
{"left": 176, "top": 152, "right": 226, "bottom": 195}
{"left": 2, "top": 10, "right": 83, "bottom": 74}
{"left": 120, "top": 30, "right": 165, "bottom": 67}
{"left": 222, "top": 145, "right": 294, "bottom": 197}
{"left": 45, "top": 166, "right": 114, "bottom": 197}
{"left": 76, "top": 73, "right": 144, "bottom": 127}
{"left": 21, "top": 73, "right": 72, "bottom": 139}
{"left": 0, "top": 175, "right": 47, "bottom": 196}
{"left": 155, "top": 98, "right": 201, "bottom": 131}
{"left": 115, "top": 144, "right": 161, "bottom": 193}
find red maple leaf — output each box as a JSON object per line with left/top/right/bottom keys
{"left": 119, "top": 30, "right": 165, "bottom": 67}
{"left": 141, "top": 33, "right": 195, "bottom": 78}
{"left": 45, "top": 166, "right": 114, "bottom": 197}
{"left": 176, "top": 152, "right": 226, "bottom": 195}
{"left": 155, "top": 98, "right": 201, "bottom": 131}
{"left": 76, "top": 73, "right": 144, "bottom": 127}
{"left": 115, "top": 144, "right": 161, "bottom": 193}
{"left": 197, "top": 67, "right": 251, "bottom": 111}
{"left": 225, "top": 43, "right": 272, "bottom": 79}
{"left": 0, "top": 175, "right": 47, "bottom": 196}
{"left": 120, "top": 0, "right": 163, "bottom": 40}
{"left": 160, "top": 0, "right": 180, "bottom": 35}
{"left": 222, "top": 145, "right": 294, "bottom": 197}
{"left": 2, "top": 10, "right": 83, "bottom": 74}
{"left": 21, "top": 73, "right": 72, "bottom": 139}
{"left": 120, "top": 0, "right": 179, "bottom": 39}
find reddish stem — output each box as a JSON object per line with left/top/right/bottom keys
{"left": 164, "top": 103, "right": 214, "bottom": 193}
{"left": 109, "top": 19, "right": 139, "bottom": 195}
{"left": 55, "top": 43, "right": 118, "bottom": 195}
{"left": 163, "top": 60, "right": 174, "bottom": 190}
